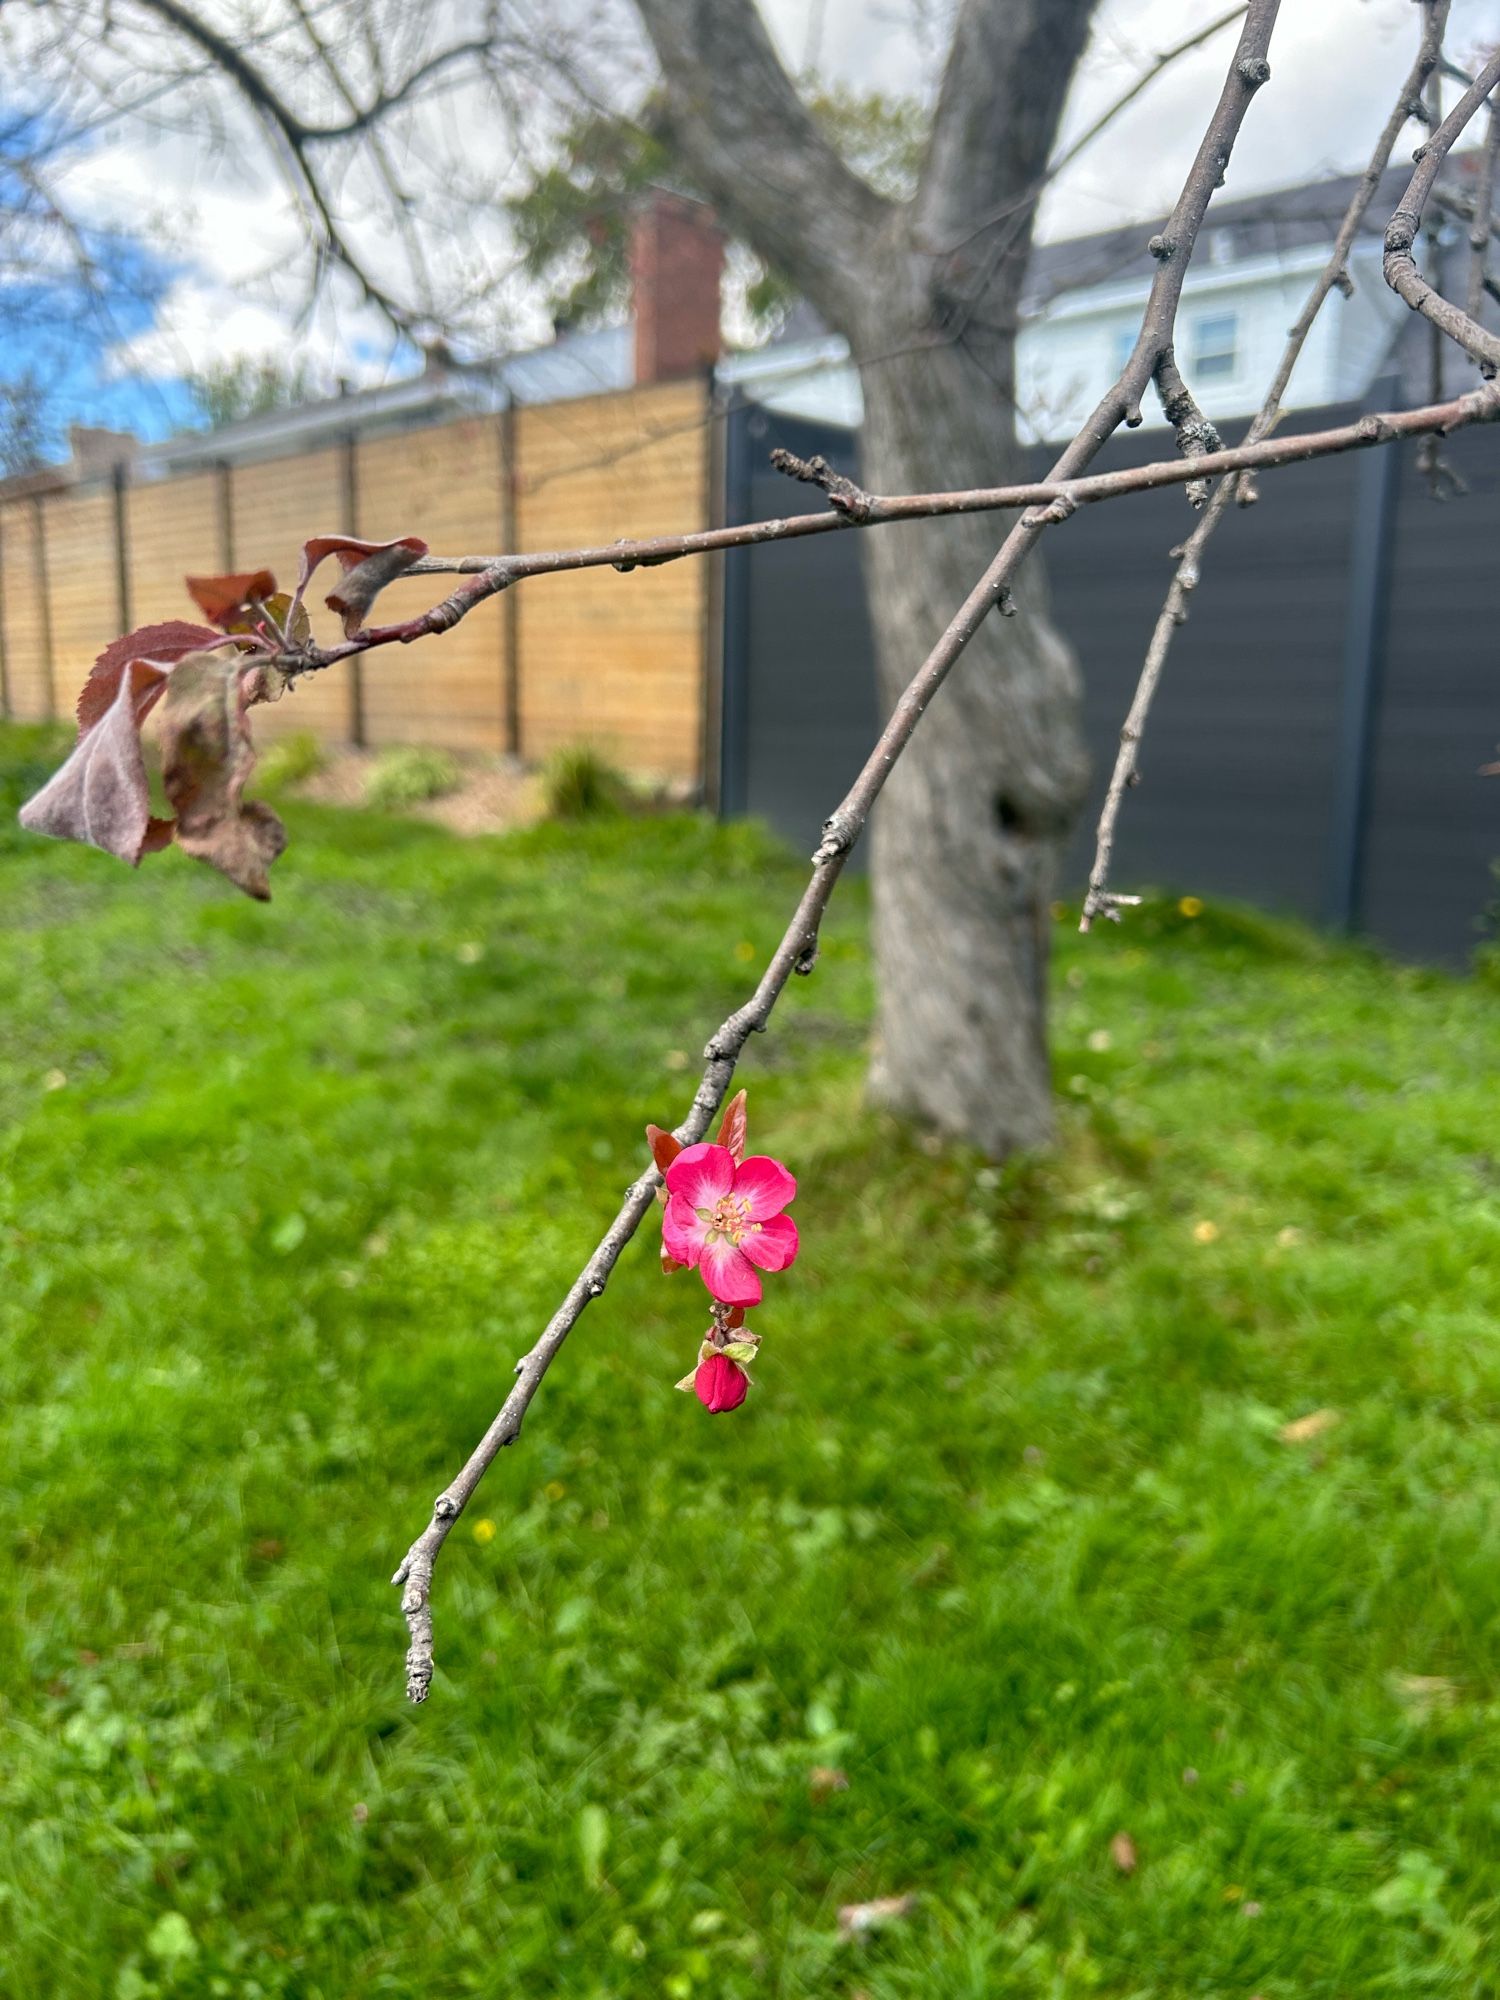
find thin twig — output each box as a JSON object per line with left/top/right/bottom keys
{"left": 1081, "top": 0, "right": 1454, "bottom": 930}
{"left": 388, "top": 0, "right": 1286, "bottom": 1704}
{"left": 284, "top": 387, "right": 1497, "bottom": 682}
{"left": 1384, "top": 47, "right": 1500, "bottom": 376}
{"left": 1466, "top": 102, "right": 1499, "bottom": 327}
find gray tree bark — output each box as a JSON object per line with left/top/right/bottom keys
{"left": 636, "top": 0, "right": 1099, "bottom": 1155}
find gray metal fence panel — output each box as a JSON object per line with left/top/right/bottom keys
{"left": 722, "top": 397, "right": 1499, "bottom": 964}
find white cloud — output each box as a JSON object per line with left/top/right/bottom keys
{"left": 30, "top": 0, "right": 1500, "bottom": 400}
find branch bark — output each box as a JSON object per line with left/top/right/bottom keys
{"left": 1384, "top": 47, "right": 1500, "bottom": 376}
{"left": 1081, "top": 0, "right": 1454, "bottom": 929}
{"left": 387, "top": 0, "right": 1286, "bottom": 1702}
{"left": 631, "top": 0, "right": 893, "bottom": 324}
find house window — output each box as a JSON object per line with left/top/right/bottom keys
{"left": 1191, "top": 311, "right": 1239, "bottom": 379}
{"left": 1111, "top": 325, "right": 1136, "bottom": 375}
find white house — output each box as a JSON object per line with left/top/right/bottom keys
{"left": 723, "top": 165, "right": 1468, "bottom": 436}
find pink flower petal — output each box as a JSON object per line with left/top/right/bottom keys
{"left": 699, "top": 1233, "right": 763, "bottom": 1307}
{"left": 734, "top": 1154, "right": 796, "bottom": 1221}
{"left": 740, "top": 1213, "right": 799, "bottom": 1272}
{"left": 665, "top": 1142, "right": 735, "bottom": 1211}
{"left": 694, "top": 1353, "right": 748, "bottom": 1413}
{"left": 662, "top": 1193, "right": 709, "bottom": 1267}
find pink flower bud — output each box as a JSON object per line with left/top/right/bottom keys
{"left": 694, "top": 1352, "right": 748, "bottom": 1413}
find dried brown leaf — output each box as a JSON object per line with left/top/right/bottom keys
{"left": 159, "top": 650, "right": 286, "bottom": 900}
{"left": 809, "top": 1765, "right": 849, "bottom": 1801}
{"left": 298, "top": 534, "right": 428, "bottom": 636}
{"left": 1110, "top": 1831, "right": 1138, "bottom": 1874}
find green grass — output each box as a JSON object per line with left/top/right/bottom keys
{"left": 2, "top": 723, "right": 1500, "bottom": 1998}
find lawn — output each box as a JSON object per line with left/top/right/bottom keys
{"left": 2, "top": 720, "right": 1500, "bottom": 1998}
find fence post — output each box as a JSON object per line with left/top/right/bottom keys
{"left": 699, "top": 379, "right": 729, "bottom": 812}
{"left": 342, "top": 430, "right": 366, "bottom": 749}
{"left": 216, "top": 460, "right": 234, "bottom": 569}
{"left": 716, "top": 393, "right": 754, "bottom": 818}
{"left": 1323, "top": 379, "right": 1403, "bottom": 932}
{"left": 112, "top": 462, "right": 132, "bottom": 632}
{"left": 33, "top": 494, "right": 56, "bottom": 720}
{"left": 500, "top": 400, "right": 521, "bottom": 757}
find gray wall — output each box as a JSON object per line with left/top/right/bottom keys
{"left": 719, "top": 396, "right": 1499, "bottom": 965}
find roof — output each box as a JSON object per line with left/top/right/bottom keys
{"left": 1022, "top": 162, "right": 1446, "bottom": 312}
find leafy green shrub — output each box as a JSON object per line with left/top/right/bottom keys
{"left": 542, "top": 743, "right": 628, "bottom": 820}
{"left": 255, "top": 729, "right": 325, "bottom": 793}
{"left": 363, "top": 744, "right": 462, "bottom": 811}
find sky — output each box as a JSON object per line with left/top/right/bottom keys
{"left": 10, "top": 0, "right": 1498, "bottom": 448}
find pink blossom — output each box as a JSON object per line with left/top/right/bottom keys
{"left": 694, "top": 1351, "right": 749, "bottom": 1413}
{"left": 662, "top": 1143, "right": 798, "bottom": 1307}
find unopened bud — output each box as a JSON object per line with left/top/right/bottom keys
{"left": 694, "top": 1352, "right": 749, "bottom": 1414}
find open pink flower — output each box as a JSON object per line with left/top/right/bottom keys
{"left": 694, "top": 1352, "right": 749, "bottom": 1413}
{"left": 663, "top": 1142, "right": 798, "bottom": 1307}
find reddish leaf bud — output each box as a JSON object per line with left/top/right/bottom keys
{"left": 694, "top": 1352, "right": 749, "bottom": 1414}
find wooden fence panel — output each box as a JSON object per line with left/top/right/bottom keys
{"left": 0, "top": 503, "right": 54, "bottom": 721}
{"left": 515, "top": 380, "right": 708, "bottom": 779}
{"left": 42, "top": 489, "right": 120, "bottom": 721}
{"left": 355, "top": 419, "right": 507, "bottom": 751}
{"left": 127, "top": 470, "right": 225, "bottom": 631}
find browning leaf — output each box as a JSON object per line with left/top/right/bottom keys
{"left": 159, "top": 650, "right": 287, "bottom": 900}
{"left": 185, "top": 570, "right": 278, "bottom": 627}
{"left": 298, "top": 534, "right": 428, "bottom": 637}
{"left": 77, "top": 622, "right": 220, "bottom": 734}
{"left": 20, "top": 657, "right": 172, "bottom": 865}
{"left": 717, "top": 1088, "right": 748, "bottom": 1164}
{"left": 647, "top": 1123, "right": 683, "bottom": 1173}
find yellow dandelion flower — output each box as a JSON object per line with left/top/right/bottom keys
{"left": 471, "top": 1518, "right": 497, "bottom": 1545}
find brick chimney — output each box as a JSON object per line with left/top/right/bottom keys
{"left": 628, "top": 193, "right": 724, "bottom": 385}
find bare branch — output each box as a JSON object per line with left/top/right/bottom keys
{"left": 1081, "top": 0, "right": 1454, "bottom": 930}
{"left": 1384, "top": 47, "right": 1500, "bottom": 376}
{"left": 633, "top": 0, "right": 893, "bottom": 321}
{"left": 387, "top": 0, "right": 1286, "bottom": 1701}
{"left": 1467, "top": 103, "right": 1499, "bottom": 326}
{"left": 281, "top": 383, "right": 1496, "bottom": 688}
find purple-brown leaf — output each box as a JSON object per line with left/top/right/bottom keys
{"left": 159, "top": 650, "right": 286, "bottom": 901}
{"left": 20, "top": 657, "right": 172, "bottom": 865}
{"left": 77, "top": 622, "right": 220, "bottom": 735}
{"left": 298, "top": 534, "right": 428, "bottom": 637}
{"left": 185, "top": 570, "right": 278, "bottom": 628}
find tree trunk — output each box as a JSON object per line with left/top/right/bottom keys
{"left": 632, "top": 0, "right": 1099, "bottom": 1158}
{"left": 850, "top": 324, "right": 1088, "bottom": 1157}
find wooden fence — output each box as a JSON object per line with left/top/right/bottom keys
{"left": 0, "top": 379, "right": 712, "bottom": 785}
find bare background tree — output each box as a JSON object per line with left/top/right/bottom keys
{"left": 17, "top": 0, "right": 1499, "bottom": 1696}
{"left": 0, "top": 0, "right": 1262, "bottom": 1161}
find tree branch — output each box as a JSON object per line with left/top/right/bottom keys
{"left": 1384, "top": 47, "right": 1500, "bottom": 376}
{"left": 386, "top": 0, "right": 1285, "bottom": 1702}
{"left": 1466, "top": 101, "right": 1499, "bottom": 327}
{"left": 281, "top": 384, "right": 1496, "bottom": 685}
{"left": 632, "top": 0, "right": 892, "bottom": 322}
{"left": 915, "top": 0, "right": 1098, "bottom": 255}
{"left": 1081, "top": 0, "right": 1453, "bottom": 929}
